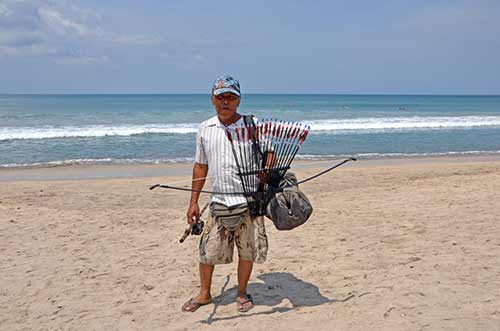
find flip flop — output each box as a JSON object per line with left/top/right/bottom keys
{"left": 236, "top": 294, "right": 254, "bottom": 313}
{"left": 181, "top": 298, "right": 211, "bottom": 312}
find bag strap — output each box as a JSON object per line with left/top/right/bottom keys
{"left": 242, "top": 114, "right": 254, "bottom": 127}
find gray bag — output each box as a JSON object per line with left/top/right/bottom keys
{"left": 211, "top": 202, "right": 249, "bottom": 232}
{"left": 265, "top": 172, "right": 313, "bottom": 231}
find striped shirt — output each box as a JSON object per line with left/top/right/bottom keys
{"left": 195, "top": 115, "right": 251, "bottom": 207}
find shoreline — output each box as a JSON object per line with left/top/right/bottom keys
{"left": 2, "top": 154, "right": 500, "bottom": 182}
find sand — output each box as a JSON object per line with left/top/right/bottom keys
{"left": 1, "top": 157, "right": 500, "bottom": 330}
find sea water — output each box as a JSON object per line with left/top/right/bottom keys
{"left": 1, "top": 94, "right": 500, "bottom": 167}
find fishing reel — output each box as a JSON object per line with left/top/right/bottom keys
{"left": 179, "top": 219, "right": 204, "bottom": 243}
{"left": 179, "top": 202, "right": 210, "bottom": 243}
{"left": 191, "top": 220, "right": 204, "bottom": 235}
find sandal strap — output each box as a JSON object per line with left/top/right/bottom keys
{"left": 182, "top": 298, "right": 211, "bottom": 312}
{"left": 238, "top": 295, "right": 254, "bottom": 305}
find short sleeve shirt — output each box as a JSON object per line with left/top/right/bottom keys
{"left": 195, "top": 115, "right": 251, "bottom": 207}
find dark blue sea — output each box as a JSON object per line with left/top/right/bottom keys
{"left": 1, "top": 94, "right": 500, "bottom": 167}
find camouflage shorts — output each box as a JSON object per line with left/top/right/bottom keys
{"left": 199, "top": 211, "right": 268, "bottom": 265}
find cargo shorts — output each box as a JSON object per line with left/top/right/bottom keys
{"left": 199, "top": 211, "right": 268, "bottom": 265}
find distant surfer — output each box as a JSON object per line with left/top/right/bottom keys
{"left": 181, "top": 75, "right": 268, "bottom": 313}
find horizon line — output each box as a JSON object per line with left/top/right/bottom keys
{"left": 1, "top": 92, "right": 500, "bottom": 96}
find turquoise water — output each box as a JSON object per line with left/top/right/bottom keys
{"left": 1, "top": 94, "right": 500, "bottom": 167}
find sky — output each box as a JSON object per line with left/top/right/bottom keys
{"left": 0, "top": 0, "right": 499, "bottom": 94}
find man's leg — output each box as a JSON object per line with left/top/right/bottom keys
{"left": 195, "top": 262, "right": 214, "bottom": 302}
{"left": 236, "top": 259, "right": 254, "bottom": 310}
{"left": 182, "top": 263, "right": 214, "bottom": 312}
{"left": 237, "top": 259, "right": 253, "bottom": 296}
{"left": 234, "top": 215, "right": 261, "bottom": 311}
{"left": 194, "top": 214, "right": 218, "bottom": 304}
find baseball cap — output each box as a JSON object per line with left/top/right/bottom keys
{"left": 212, "top": 75, "right": 241, "bottom": 97}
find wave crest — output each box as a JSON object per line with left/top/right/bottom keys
{"left": 305, "top": 116, "right": 500, "bottom": 132}
{"left": 0, "top": 123, "right": 198, "bottom": 141}
{"left": 1, "top": 115, "right": 500, "bottom": 141}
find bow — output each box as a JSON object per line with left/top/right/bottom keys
{"left": 149, "top": 157, "right": 356, "bottom": 194}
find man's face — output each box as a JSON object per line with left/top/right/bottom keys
{"left": 211, "top": 92, "right": 240, "bottom": 123}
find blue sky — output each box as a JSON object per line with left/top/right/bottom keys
{"left": 0, "top": 0, "right": 499, "bottom": 94}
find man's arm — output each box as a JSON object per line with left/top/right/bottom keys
{"left": 186, "top": 162, "right": 208, "bottom": 224}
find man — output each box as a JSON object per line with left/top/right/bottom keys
{"left": 182, "top": 75, "right": 268, "bottom": 313}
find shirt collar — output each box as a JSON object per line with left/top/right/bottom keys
{"left": 214, "top": 115, "right": 243, "bottom": 128}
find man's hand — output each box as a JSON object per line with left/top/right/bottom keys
{"left": 186, "top": 202, "right": 200, "bottom": 224}
{"left": 187, "top": 162, "right": 208, "bottom": 224}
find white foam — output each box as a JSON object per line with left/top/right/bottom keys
{"left": 0, "top": 123, "right": 199, "bottom": 141}
{"left": 1, "top": 115, "right": 500, "bottom": 141}
{"left": 305, "top": 115, "right": 500, "bottom": 133}
{"left": 297, "top": 150, "right": 500, "bottom": 160}
{"left": 0, "top": 157, "right": 195, "bottom": 168}
{"left": 3, "top": 151, "right": 500, "bottom": 168}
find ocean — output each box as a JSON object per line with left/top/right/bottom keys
{"left": 1, "top": 94, "right": 500, "bottom": 168}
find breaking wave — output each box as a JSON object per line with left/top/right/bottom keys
{"left": 3, "top": 151, "right": 500, "bottom": 168}
{"left": 0, "top": 157, "right": 195, "bottom": 168}
{"left": 1, "top": 115, "right": 500, "bottom": 141}
{"left": 305, "top": 116, "right": 500, "bottom": 133}
{"left": 296, "top": 150, "right": 500, "bottom": 160}
{"left": 0, "top": 123, "right": 199, "bottom": 141}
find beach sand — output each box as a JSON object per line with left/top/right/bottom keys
{"left": 1, "top": 157, "right": 500, "bottom": 330}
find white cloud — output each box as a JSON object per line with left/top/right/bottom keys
{"left": 0, "top": 0, "right": 220, "bottom": 67}
{"left": 0, "top": 0, "right": 164, "bottom": 63}
{"left": 56, "top": 55, "right": 109, "bottom": 64}
{"left": 36, "top": 5, "right": 161, "bottom": 45}
{"left": 0, "top": 43, "right": 56, "bottom": 56}
{"left": 192, "top": 54, "right": 205, "bottom": 62}
{"left": 68, "top": 3, "right": 102, "bottom": 22}
{"left": 0, "top": 29, "right": 43, "bottom": 46}
{"left": 107, "top": 35, "right": 163, "bottom": 45}
{"left": 38, "top": 6, "right": 96, "bottom": 37}
{"left": 0, "top": 3, "right": 11, "bottom": 17}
